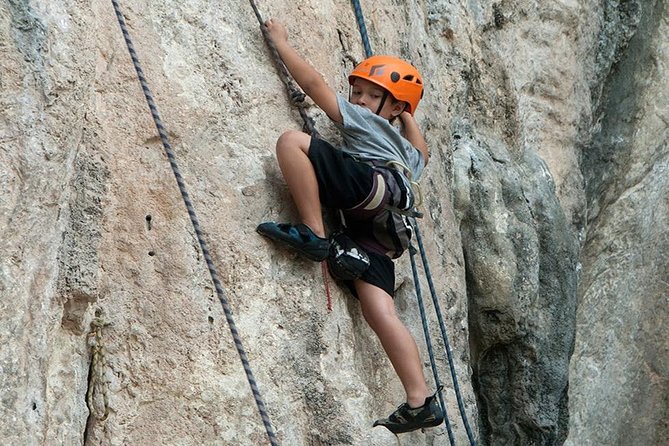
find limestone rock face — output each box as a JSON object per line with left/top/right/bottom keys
{"left": 567, "top": 1, "right": 669, "bottom": 445}
{"left": 0, "top": 1, "right": 666, "bottom": 446}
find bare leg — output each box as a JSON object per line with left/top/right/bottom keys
{"left": 275, "top": 130, "right": 325, "bottom": 237}
{"left": 355, "top": 280, "right": 430, "bottom": 408}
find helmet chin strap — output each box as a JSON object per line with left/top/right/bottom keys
{"left": 348, "top": 85, "right": 390, "bottom": 116}
{"left": 375, "top": 91, "right": 389, "bottom": 115}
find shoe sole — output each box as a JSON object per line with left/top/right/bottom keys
{"left": 382, "top": 417, "right": 444, "bottom": 434}
{"left": 374, "top": 415, "right": 444, "bottom": 434}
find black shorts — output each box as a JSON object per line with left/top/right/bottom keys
{"left": 307, "top": 137, "right": 375, "bottom": 209}
{"left": 348, "top": 251, "right": 395, "bottom": 298}
{"left": 308, "top": 137, "right": 395, "bottom": 298}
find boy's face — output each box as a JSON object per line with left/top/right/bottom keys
{"left": 350, "top": 77, "right": 405, "bottom": 120}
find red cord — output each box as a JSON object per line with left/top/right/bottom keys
{"left": 321, "top": 261, "right": 332, "bottom": 312}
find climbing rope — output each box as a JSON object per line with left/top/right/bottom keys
{"left": 349, "top": 2, "right": 477, "bottom": 445}
{"left": 350, "top": 0, "right": 373, "bottom": 59}
{"left": 409, "top": 249, "right": 456, "bottom": 445}
{"left": 248, "top": 0, "right": 318, "bottom": 136}
{"left": 249, "top": 0, "right": 341, "bottom": 313}
{"left": 110, "top": 2, "right": 279, "bottom": 444}
{"left": 411, "top": 220, "right": 477, "bottom": 445}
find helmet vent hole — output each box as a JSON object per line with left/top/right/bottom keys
{"left": 403, "top": 75, "right": 414, "bottom": 81}
{"left": 390, "top": 72, "right": 401, "bottom": 82}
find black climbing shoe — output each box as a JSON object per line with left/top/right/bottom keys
{"left": 256, "top": 222, "right": 330, "bottom": 262}
{"left": 373, "top": 392, "right": 444, "bottom": 434}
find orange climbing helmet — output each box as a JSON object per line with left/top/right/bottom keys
{"left": 348, "top": 55, "right": 424, "bottom": 115}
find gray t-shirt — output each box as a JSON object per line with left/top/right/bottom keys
{"left": 335, "top": 95, "right": 425, "bottom": 182}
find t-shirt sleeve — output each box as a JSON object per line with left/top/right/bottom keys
{"left": 335, "top": 95, "right": 374, "bottom": 137}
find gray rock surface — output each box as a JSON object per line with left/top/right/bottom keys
{"left": 567, "top": 1, "right": 669, "bottom": 445}
{"left": 0, "top": 1, "right": 666, "bottom": 445}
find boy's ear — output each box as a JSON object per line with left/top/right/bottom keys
{"left": 390, "top": 101, "right": 407, "bottom": 118}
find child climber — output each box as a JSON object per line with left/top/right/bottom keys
{"left": 256, "top": 18, "right": 444, "bottom": 434}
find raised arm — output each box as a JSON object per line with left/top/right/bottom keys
{"left": 399, "top": 111, "right": 429, "bottom": 165}
{"left": 265, "top": 19, "right": 342, "bottom": 124}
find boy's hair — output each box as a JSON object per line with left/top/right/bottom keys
{"left": 349, "top": 55, "right": 424, "bottom": 115}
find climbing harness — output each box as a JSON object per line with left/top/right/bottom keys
{"left": 384, "top": 159, "right": 424, "bottom": 212}
{"left": 110, "top": 2, "right": 278, "bottom": 445}
{"left": 349, "top": 1, "right": 478, "bottom": 444}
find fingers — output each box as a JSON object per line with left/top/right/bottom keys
{"left": 263, "top": 18, "right": 287, "bottom": 43}
{"left": 264, "top": 18, "right": 279, "bottom": 29}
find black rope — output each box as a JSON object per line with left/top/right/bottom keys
{"left": 248, "top": 0, "right": 318, "bottom": 136}
{"left": 110, "top": 2, "right": 279, "bottom": 444}
{"left": 409, "top": 246, "right": 456, "bottom": 446}
{"left": 412, "top": 219, "right": 477, "bottom": 445}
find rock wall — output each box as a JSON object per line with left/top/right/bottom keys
{"left": 567, "top": 1, "right": 669, "bottom": 445}
{"left": 0, "top": 1, "right": 666, "bottom": 446}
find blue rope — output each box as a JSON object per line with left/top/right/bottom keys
{"left": 409, "top": 246, "right": 456, "bottom": 446}
{"left": 110, "top": 2, "right": 279, "bottom": 444}
{"left": 350, "top": 0, "right": 373, "bottom": 58}
{"left": 412, "top": 219, "right": 477, "bottom": 445}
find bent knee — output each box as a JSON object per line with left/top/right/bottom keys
{"left": 276, "top": 130, "right": 311, "bottom": 155}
